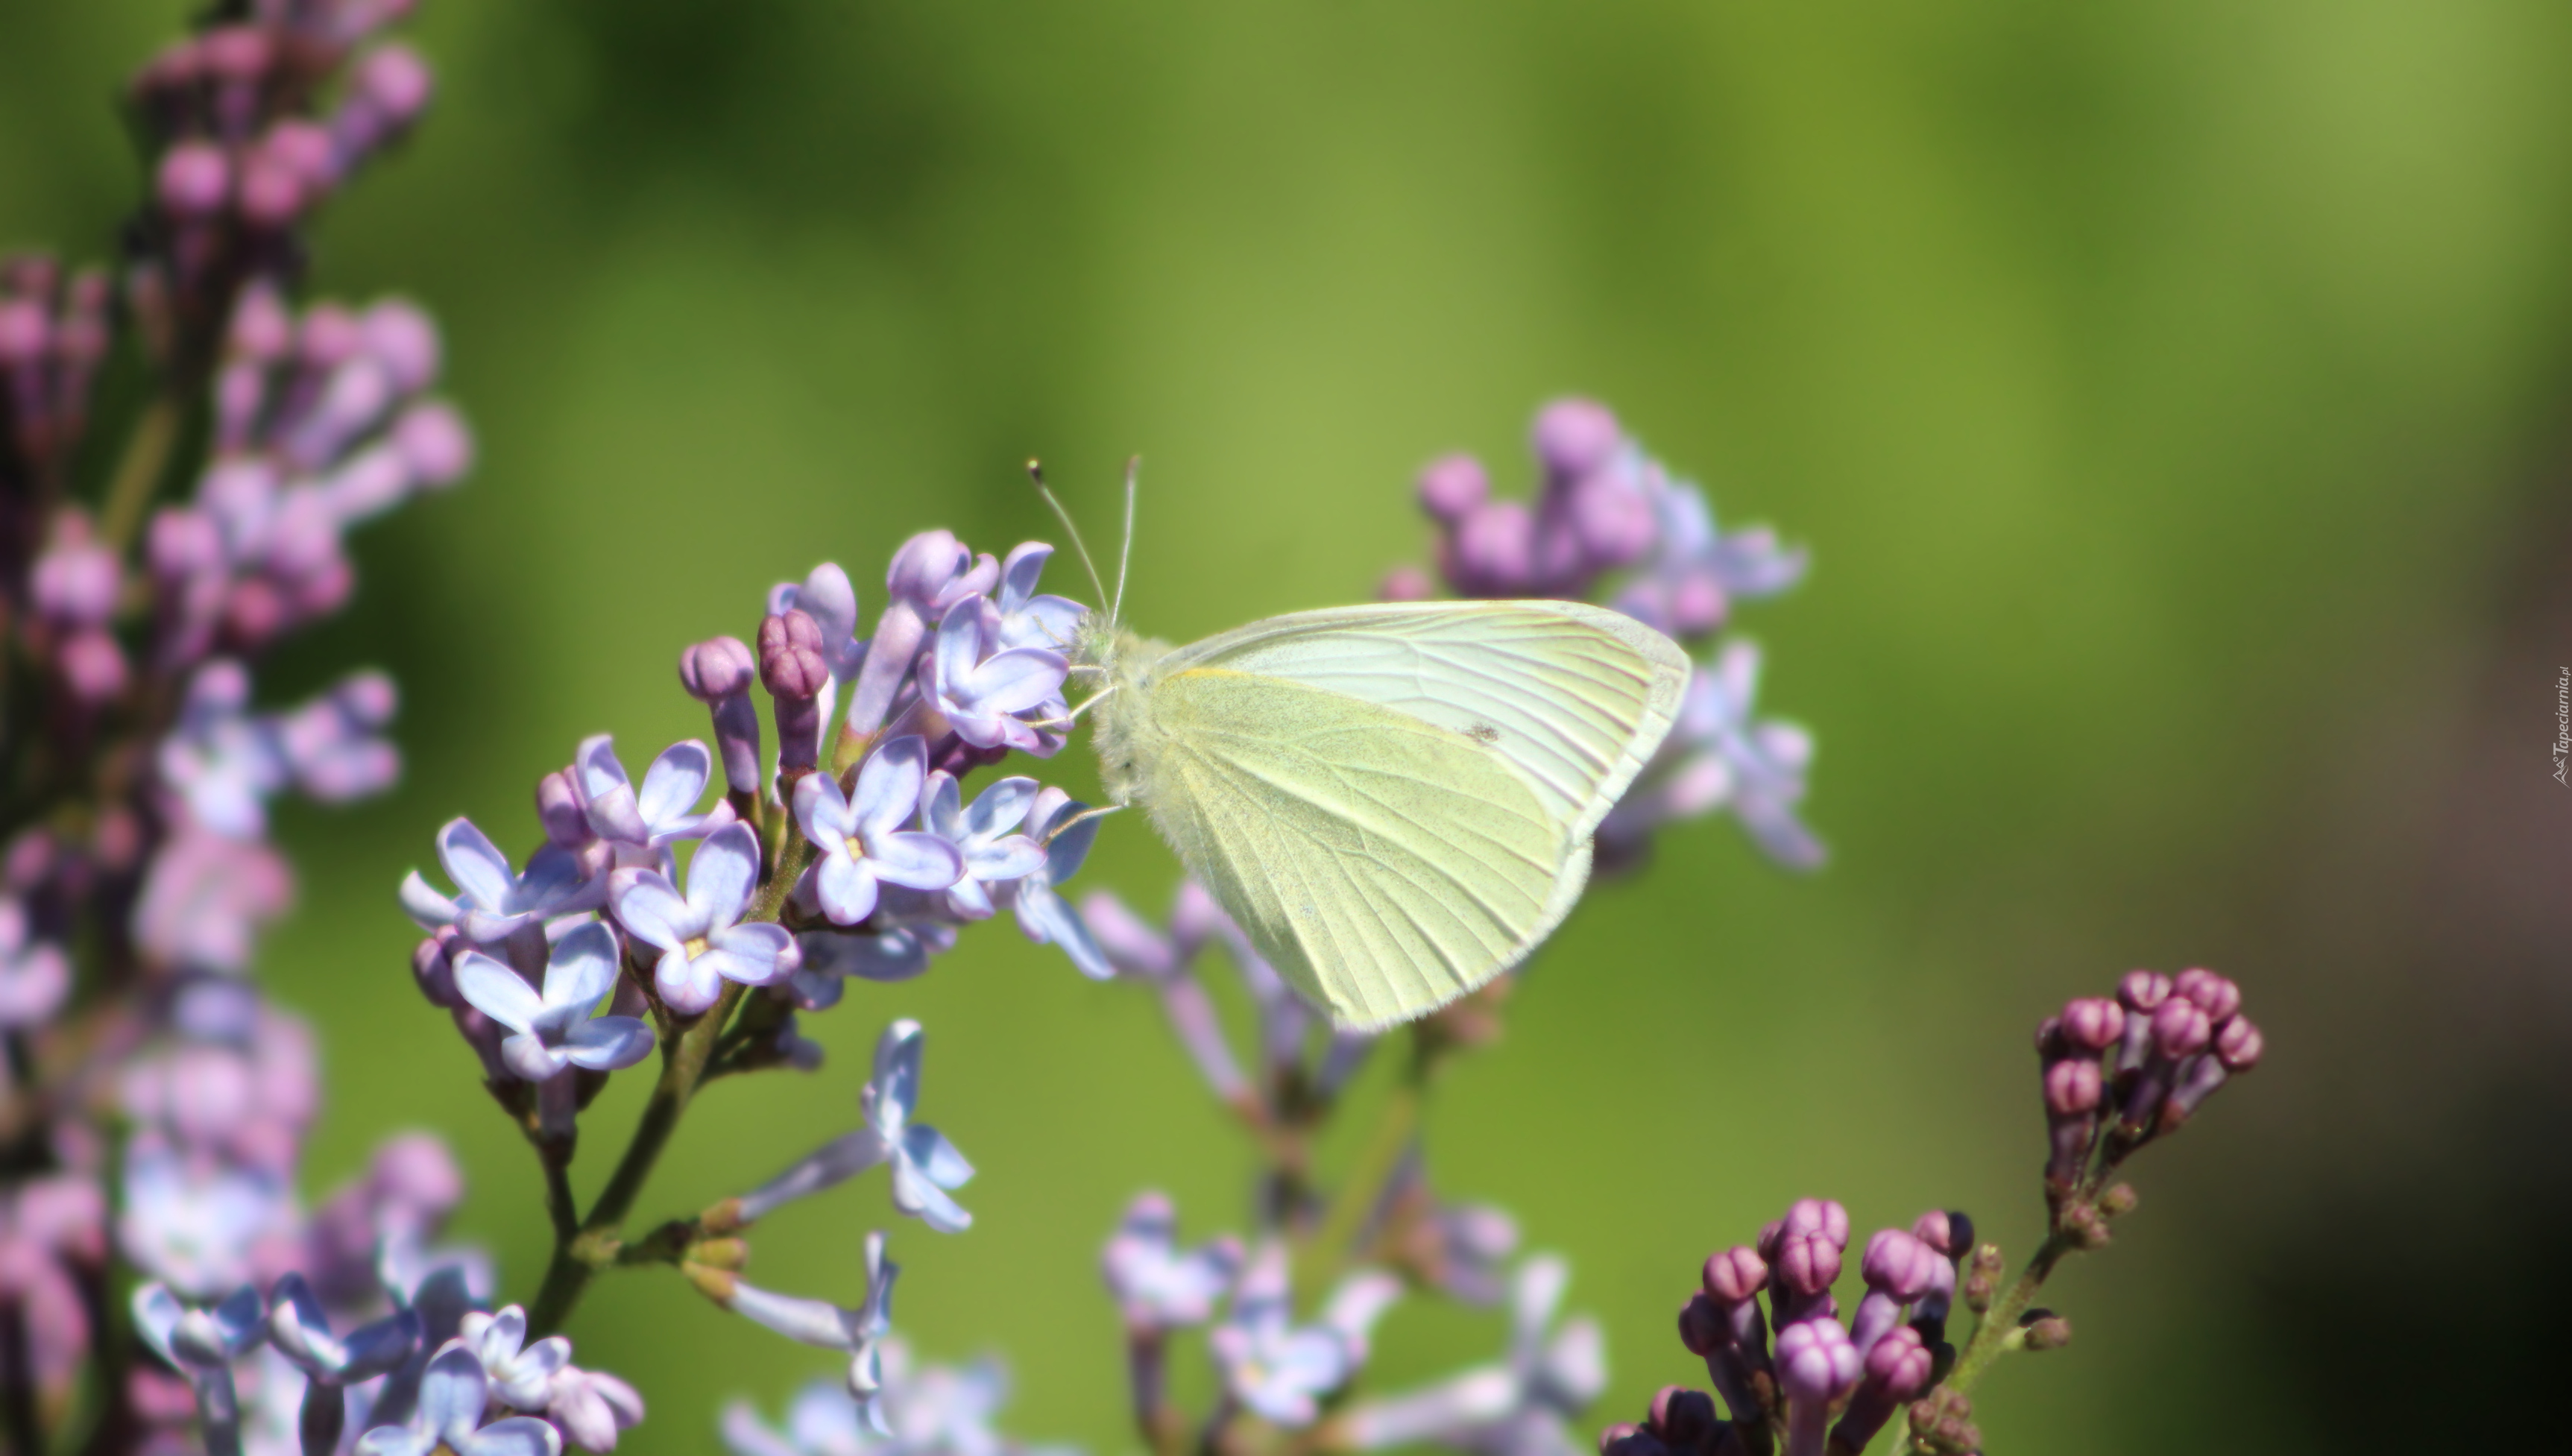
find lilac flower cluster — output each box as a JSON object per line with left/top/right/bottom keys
{"left": 1392, "top": 399, "right": 1820, "bottom": 872}
{"left": 1074, "top": 883, "right": 1606, "bottom": 1456}
{"left": 0, "top": 4, "right": 502, "bottom": 1451}
{"left": 1595, "top": 972, "right": 2264, "bottom": 1456}
{"left": 129, "top": 1268, "right": 643, "bottom": 1456}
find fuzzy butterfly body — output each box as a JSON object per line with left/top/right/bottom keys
{"left": 1082, "top": 599, "right": 1689, "bottom": 1030}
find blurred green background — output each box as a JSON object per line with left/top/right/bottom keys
{"left": 8, "top": 1, "right": 2572, "bottom": 1450}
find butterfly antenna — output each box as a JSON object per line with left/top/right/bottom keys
{"left": 1113, "top": 456, "right": 1138, "bottom": 629}
{"left": 1026, "top": 459, "right": 1111, "bottom": 611}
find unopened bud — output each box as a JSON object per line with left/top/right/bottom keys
{"left": 2058, "top": 996, "right": 2124, "bottom": 1053}
{"left": 2172, "top": 967, "right": 2240, "bottom": 1021}
{"left": 2021, "top": 1314, "right": 2071, "bottom": 1351}
{"left": 2062, "top": 1204, "right": 2112, "bottom": 1249}
{"left": 2216, "top": 1015, "right": 2263, "bottom": 1071}
{"left": 685, "top": 1237, "right": 748, "bottom": 1270}
{"left": 2096, "top": 1183, "right": 2138, "bottom": 1217}
{"left": 2116, "top": 969, "right": 2172, "bottom": 1012}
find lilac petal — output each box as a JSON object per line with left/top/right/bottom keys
{"left": 684, "top": 823, "right": 762, "bottom": 926}
{"left": 792, "top": 772, "right": 858, "bottom": 845}
{"left": 729, "top": 1282, "right": 866, "bottom": 1349}
{"left": 608, "top": 871, "right": 691, "bottom": 952}
{"left": 1043, "top": 806, "right": 1100, "bottom": 883}
{"left": 398, "top": 872, "right": 460, "bottom": 930}
{"left": 998, "top": 541, "right": 1052, "bottom": 611}
{"left": 932, "top": 601, "right": 987, "bottom": 702}
{"left": 1079, "top": 892, "right": 1176, "bottom": 978}
{"left": 459, "top": 1416, "right": 562, "bottom": 1456}
{"left": 964, "top": 836, "right": 1045, "bottom": 883}
{"left": 516, "top": 844, "right": 604, "bottom": 915}
{"left": 900, "top": 1124, "right": 974, "bottom": 1190}
{"left": 418, "top": 1343, "right": 489, "bottom": 1442}
{"left": 737, "top": 1129, "right": 892, "bottom": 1223}
{"left": 655, "top": 949, "right": 725, "bottom": 1015}
{"left": 1016, "top": 887, "right": 1111, "bottom": 980}
{"left": 564, "top": 1017, "right": 655, "bottom": 1071}
{"left": 848, "top": 737, "right": 929, "bottom": 841}
{"left": 868, "top": 831, "right": 964, "bottom": 892}
{"left": 868, "top": 1021, "right": 926, "bottom": 1134}
{"left": 943, "top": 875, "right": 996, "bottom": 921}
{"left": 636, "top": 741, "right": 713, "bottom": 830}
{"left": 435, "top": 819, "right": 515, "bottom": 909}
{"left": 576, "top": 737, "right": 649, "bottom": 845}
{"left": 543, "top": 921, "right": 620, "bottom": 1013}
{"left": 452, "top": 952, "right": 543, "bottom": 1035}
{"left": 961, "top": 776, "right": 1038, "bottom": 837}
{"left": 795, "top": 929, "right": 933, "bottom": 983}
{"left": 959, "top": 648, "right": 1068, "bottom": 713}
{"left": 339, "top": 1309, "right": 423, "bottom": 1381}
{"left": 815, "top": 853, "right": 881, "bottom": 927}
{"left": 501, "top": 1034, "right": 570, "bottom": 1082}
{"left": 918, "top": 771, "right": 963, "bottom": 839}
{"left": 707, "top": 922, "right": 795, "bottom": 986}
{"left": 265, "top": 1273, "right": 345, "bottom": 1375}
{"left": 131, "top": 1284, "right": 185, "bottom": 1365}
{"left": 357, "top": 1428, "right": 438, "bottom": 1456}
{"left": 890, "top": 1153, "right": 973, "bottom": 1233}
{"left": 1005, "top": 595, "right": 1085, "bottom": 652}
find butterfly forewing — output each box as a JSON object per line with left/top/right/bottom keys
{"left": 1139, "top": 668, "right": 1567, "bottom": 1028}
{"left": 1162, "top": 601, "right": 1689, "bottom": 842}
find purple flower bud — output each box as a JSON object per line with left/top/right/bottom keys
{"left": 1598, "top": 1423, "right": 1669, "bottom": 1456}
{"left": 886, "top": 530, "right": 979, "bottom": 611}
{"left": 2217, "top": 1014, "right": 2263, "bottom": 1071}
{"left": 1851, "top": 1229, "right": 1939, "bottom": 1357}
{"left": 2173, "top": 966, "right": 2240, "bottom": 1022}
{"left": 356, "top": 44, "right": 436, "bottom": 121}
{"left": 236, "top": 148, "right": 307, "bottom": 229}
{"left": 2149, "top": 998, "right": 2211, "bottom": 1059}
{"left": 31, "top": 525, "right": 122, "bottom": 626}
{"left": 157, "top": 143, "right": 231, "bottom": 218}
{"left": 2058, "top": 996, "right": 2123, "bottom": 1053}
{"left": 679, "top": 636, "right": 763, "bottom": 801}
{"left": 1830, "top": 1326, "right": 1932, "bottom": 1454}
{"left": 59, "top": 629, "right": 129, "bottom": 705}
{"left": 1378, "top": 564, "right": 1432, "bottom": 602}
{"left": 300, "top": 306, "right": 365, "bottom": 370}
{"left": 262, "top": 121, "right": 336, "bottom": 190}
{"left": 362, "top": 299, "right": 441, "bottom": 392}
{"left": 199, "top": 24, "right": 273, "bottom": 82}
{"left": 230, "top": 285, "right": 293, "bottom": 361}
{"left": 2117, "top": 968, "right": 2172, "bottom": 1013}
{"left": 1759, "top": 1199, "right": 1848, "bottom": 1326}
{"left": 1646, "top": 1386, "right": 1720, "bottom": 1452}
{"left": 411, "top": 928, "right": 463, "bottom": 1008}
{"left": 1531, "top": 399, "right": 1622, "bottom": 480}
{"left": 535, "top": 770, "right": 592, "bottom": 848}
{"left": 1701, "top": 1246, "right": 1766, "bottom": 1306}
{"left": 1773, "top": 1318, "right": 1859, "bottom": 1456}
{"left": 760, "top": 609, "right": 829, "bottom": 772}
{"left": 1442, "top": 499, "right": 1534, "bottom": 596}
{"left": 0, "top": 299, "right": 46, "bottom": 366}
{"left": 391, "top": 401, "right": 473, "bottom": 485}
{"left": 1417, "top": 454, "right": 1489, "bottom": 521}
{"left": 1910, "top": 1209, "right": 1970, "bottom": 1259}
{"left": 2043, "top": 1056, "right": 2100, "bottom": 1117}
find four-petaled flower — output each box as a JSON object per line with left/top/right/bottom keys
{"left": 701, "top": 1232, "right": 902, "bottom": 1433}
{"left": 1209, "top": 1244, "right": 1402, "bottom": 1428}
{"left": 356, "top": 1339, "right": 563, "bottom": 1456}
{"left": 930, "top": 595, "right": 1068, "bottom": 753}
{"left": 1102, "top": 1191, "right": 1244, "bottom": 1332}
{"left": 458, "top": 1305, "right": 573, "bottom": 1411}
{"left": 267, "top": 1271, "right": 423, "bottom": 1454}
{"left": 1337, "top": 1255, "right": 1603, "bottom": 1455}
{"left": 792, "top": 737, "right": 965, "bottom": 927}
{"left": 401, "top": 818, "right": 603, "bottom": 945}
{"left": 451, "top": 921, "right": 654, "bottom": 1082}
{"left": 996, "top": 788, "right": 1109, "bottom": 980}
{"left": 732, "top": 1020, "right": 974, "bottom": 1232}
{"left": 918, "top": 771, "right": 1047, "bottom": 921}
{"left": 608, "top": 822, "right": 796, "bottom": 1015}
{"left": 992, "top": 542, "right": 1087, "bottom": 652}
{"left": 573, "top": 735, "right": 734, "bottom": 861}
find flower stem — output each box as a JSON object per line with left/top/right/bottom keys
{"left": 1294, "top": 1033, "right": 1428, "bottom": 1305}
{"left": 1943, "top": 1231, "right": 2074, "bottom": 1399}
{"left": 526, "top": 980, "right": 745, "bottom": 1337}
{"left": 96, "top": 391, "right": 185, "bottom": 552}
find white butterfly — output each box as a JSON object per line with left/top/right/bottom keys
{"left": 1046, "top": 469, "right": 1689, "bottom": 1030}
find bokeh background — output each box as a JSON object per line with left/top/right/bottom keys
{"left": 7, "top": 1, "right": 2571, "bottom": 1450}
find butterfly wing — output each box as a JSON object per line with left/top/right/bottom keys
{"left": 1135, "top": 602, "right": 1687, "bottom": 1028}
{"left": 1163, "top": 601, "right": 1690, "bottom": 843}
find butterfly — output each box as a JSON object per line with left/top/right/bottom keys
{"left": 1044, "top": 467, "right": 1689, "bottom": 1030}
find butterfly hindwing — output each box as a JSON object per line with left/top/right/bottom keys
{"left": 1138, "top": 666, "right": 1569, "bottom": 1028}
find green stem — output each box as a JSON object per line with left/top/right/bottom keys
{"left": 1944, "top": 1231, "right": 2074, "bottom": 1398}
{"left": 525, "top": 980, "right": 745, "bottom": 1337}
{"left": 96, "top": 391, "right": 184, "bottom": 552}
{"left": 1294, "top": 1052, "right": 1425, "bottom": 1305}
{"left": 540, "top": 1137, "right": 579, "bottom": 1244}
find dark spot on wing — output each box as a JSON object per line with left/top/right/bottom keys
{"left": 1465, "top": 724, "right": 1501, "bottom": 743}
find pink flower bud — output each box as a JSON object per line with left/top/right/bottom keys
{"left": 1859, "top": 1229, "right": 1940, "bottom": 1302}
{"left": 2058, "top": 996, "right": 2124, "bottom": 1053}
{"left": 1531, "top": 397, "right": 1621, "bottom": 479}
{"left": 1701, "top": 1244, "right": 1767, "bottom": 1305}
{"left": 2173, "top": 967, "right": 2240, "bottom": 1022}
{"left": 679, "top": 635, "right": 757, "bottom": 702}
{"left": 391, "top": 401, "right": 473, "bottom": 485}
{"left": 2117, "top": 969, "right": 2172, "bottom": 1012}
{"left": 758, "top": 608, "right": 830, "bottom": 699}
{"left": 2149, "top": 998, "right": 2211, "bottom": 1059}
{"left": 1417, "top": 453, "right": 1489, "bottom": 520}
{"left": 2043, "top": 1056, "right": 2101, "bottom": 1116}
{"left": 156, "top": 143, "right": 232, "bottom": 218}
{"left": 2216, "top": 1015, "right": 2263, "bottom": 1071}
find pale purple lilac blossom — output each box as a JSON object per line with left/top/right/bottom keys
{"left": 1207, "top": 1243, "right": 1403, "bottom": 1428}
{"left": 450, "top": 921, "right": 654, "bottom": 1082}
{"left": 1334, "top": 1255, "right": 1604, "bottom": 1456}
{"left": 608, "top": 821, "right": 796, "bottom": 1014}
{"left": 353, "top": 1340, "right": 561, "bottom": 1456}
{"left": 792, "top": 737, "right": 966, "bottom": 927}
{"left": 720, "top": 1342, "right": 1071, "bottom": 1456}
{"left": 930, "top": 595, "right": 1070, "bottom": 755}
{"left": 734, "top": 1020, "right": 974, "bottom": 1232}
